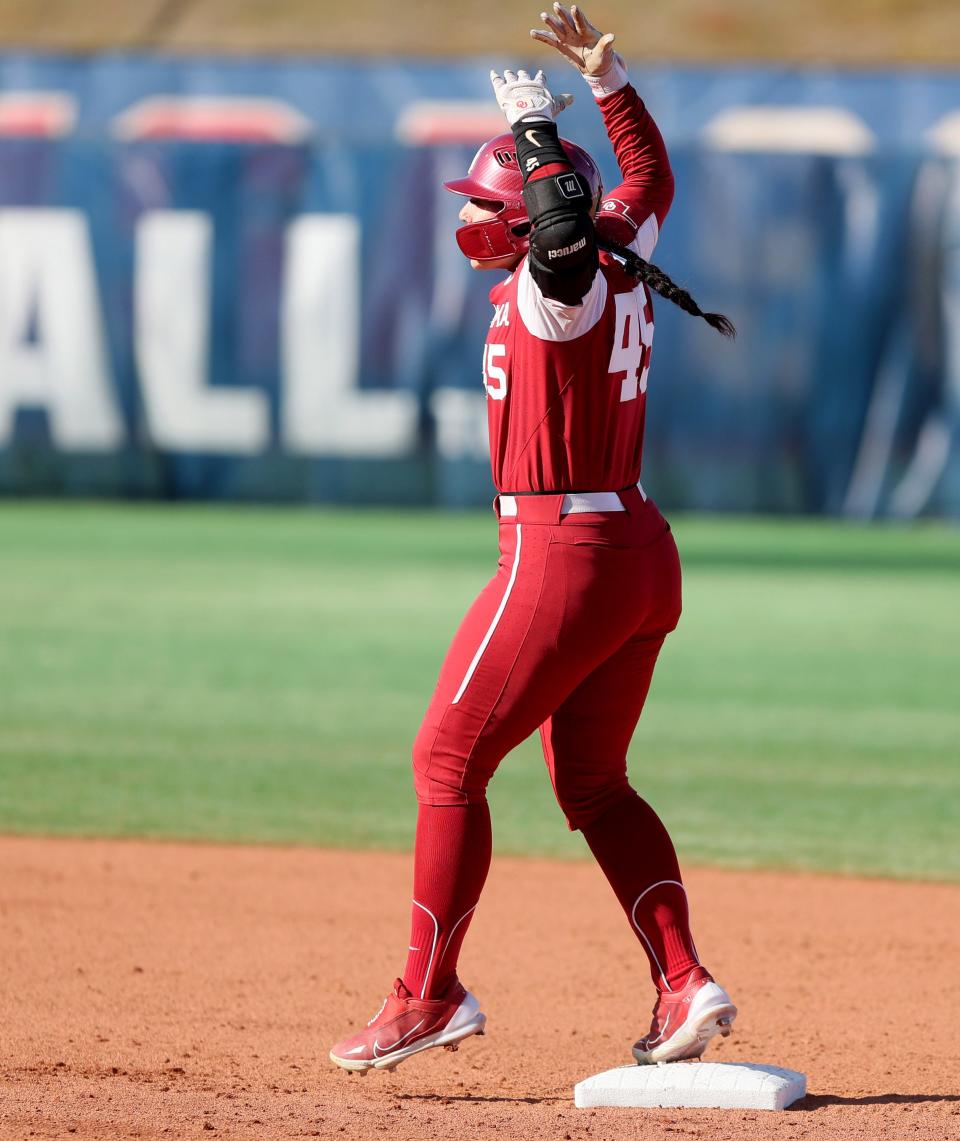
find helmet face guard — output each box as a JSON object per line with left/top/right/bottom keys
{"left": 444, "top": 133, "right": 601, "bottom": 265}
{"left": 454, "top": 216, "right": 530, "bottom": 262}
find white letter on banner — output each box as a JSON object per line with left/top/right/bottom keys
{"left": 281, "top": 214, "right": 417, "bottom": 456}
{"left": 0, "top": 209, "right": 123, "bottom": 449}
{"left": 135, "top": 211, "right": 268, "bottom": 454}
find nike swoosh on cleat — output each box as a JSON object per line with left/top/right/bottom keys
{"left": 647, "top": 1012, "right": 671, "bottom": 1047}
{"left": 373, "top": 1018, "right": 426, "bottom": 1057}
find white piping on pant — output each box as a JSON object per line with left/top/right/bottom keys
{"left": 434, "top": 903, "right": 477, "bottom": 980}
{"left": 630, "top": 879, "right": 697, "bottom": 993}
{"left": 451, "top": 524, "right": 522, "bottom": 705}
{"left": 411, "top": 899, "right": 440, "bottom": 999}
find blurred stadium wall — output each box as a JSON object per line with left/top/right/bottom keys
{"left": 1, "top": 7, "right": 959, "bottom": 516}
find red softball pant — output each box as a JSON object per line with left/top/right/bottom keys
{"left": 413, "top": 487, "right": 682, "bottom": 830}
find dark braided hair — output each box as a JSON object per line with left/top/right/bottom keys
{"left": 597, "top": 238, "right": 736, "bottom": 338}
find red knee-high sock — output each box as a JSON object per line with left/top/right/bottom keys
{"left": 580, "top": 791, "right": 700, "bottom": 991}
{"left": 403, "top": 801, "right": 492, "bottom": 1000}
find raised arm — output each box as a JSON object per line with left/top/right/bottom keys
{"left": 532, "top": 3, "right": 674, "bottom": 253}
{"left": 491, "top": 68, "right": 600, "bottom": 305}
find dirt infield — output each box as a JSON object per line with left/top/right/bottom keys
{"left": 1, "top": 837, "right": 958, "bottom": 1140}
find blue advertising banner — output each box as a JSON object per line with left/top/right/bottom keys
{"left": 0, "top": 53, "right": 959, "bottom": 516}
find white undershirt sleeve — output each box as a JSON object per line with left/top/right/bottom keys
{"left": 629, "top": 212, "right": 660, "bottom": 261}
{"left": 515, "top": 258, "right": 608, "bottom": 342}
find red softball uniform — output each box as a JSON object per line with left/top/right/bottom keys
{"left": 483, "top": 83, "right": 674, "bottom": 493}
{"left": 413, "top": 84, "right": 682, "bottom": 830}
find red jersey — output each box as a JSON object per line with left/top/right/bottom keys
{"left": 481, "top": 84, "right": 674, "bottom": 493}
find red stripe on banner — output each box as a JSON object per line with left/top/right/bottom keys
{"left": 396, "top": 102, "right": 506, "bottom": 145}
{"left": 113, "top": 99, "right": 312, "bottom": 144}
{"left": 0, "top": 93, "right": 76, "bottom": 138}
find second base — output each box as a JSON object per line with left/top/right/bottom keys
{"left": 574, "top": 1061, "right": 807, "bottom": 1111}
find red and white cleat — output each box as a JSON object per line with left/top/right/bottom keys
{"left": 329, "top": 977, "right": 486, "bottom": 1073}
{"left": 632, "top": 966, "right": 737, "bottom": 1065}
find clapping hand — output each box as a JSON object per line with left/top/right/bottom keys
{"left": 530, "top": 3, "right": 618, "bottom": 78}
{"left": 490, "top": 68, "right": 574, "bottom": 126}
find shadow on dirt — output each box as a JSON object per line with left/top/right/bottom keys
{"left": 397, "top": 1092, "right": 567, "bottom": 1105}
{"left": 794, "top": 1092, "right": 960, "bottom": 1109}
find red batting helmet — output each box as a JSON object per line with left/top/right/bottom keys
{"left": 444, "top": 132, "right": 603, "bottom": 263}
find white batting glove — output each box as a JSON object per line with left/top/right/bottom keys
{"left": 490, "top": 68, "right": 574, "bottom": 127}
{"left": 530, "top": 3, "right": 629, "bottom": 98}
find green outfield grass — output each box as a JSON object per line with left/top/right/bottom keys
{"left": 1, "top": 502, "right": 958, "bottom": 880}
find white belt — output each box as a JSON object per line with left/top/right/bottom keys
{"left": 499, "top": 479, "right": 646, "bottom": 517}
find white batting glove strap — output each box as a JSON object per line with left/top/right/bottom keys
{"left": 582, "top": 52, "right": 629, "bottom": 99}
{"left": 490, "top": 68, "right": 574, "bottom": 127}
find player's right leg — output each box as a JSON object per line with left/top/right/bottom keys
{"left": 540, "top": 631, "right": 707, "bottom": 993}
{"left": 538, "top": 527, "right": 736, "bottom": 1064}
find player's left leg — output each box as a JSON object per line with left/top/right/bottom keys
{"left": 331, "top": 520, "right": 594, "bottom": 1073}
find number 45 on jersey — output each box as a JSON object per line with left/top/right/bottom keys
{"left": 482, "top": 288, "right": 653, "bottom": 404}
{"left": 610, "top": 289, "right": 653, "bottom": 403}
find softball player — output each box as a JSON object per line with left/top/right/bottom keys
{"left": 331, "top": 3, "right": 736, "bottom": 1074}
